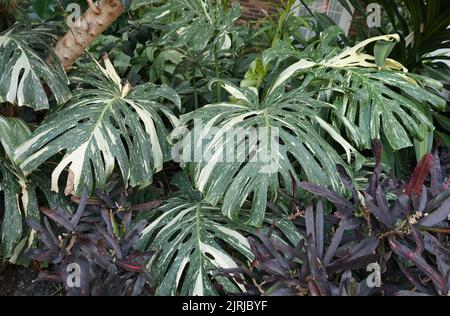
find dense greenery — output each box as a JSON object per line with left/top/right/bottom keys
{"left": 0, "top": 0, "right": 448, "bottom": 295}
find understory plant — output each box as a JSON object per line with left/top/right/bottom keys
{"left": 26, "top": 182, "right": 159, "bottom": 296}
{"left": 227, "top": 140, "right": 449, "bottom": 296}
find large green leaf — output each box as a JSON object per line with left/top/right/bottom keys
{"left": 0, "top": 24, "right": 70, "bottom": 109}
{"left": 0, "top": 116, "right": 39, "bottom": 262}
{"left": 13, "top": 56, "right": 180, "bottom": 196}
{"left": 139, "top": 0, "right": 241, "bottom": 53}
{"left": 328, "top": 68, "right": 444, "bottom": 150}
{"left": 136, "top": 195, "right": 254, "bottom": 295}
{"left": 175, "top": 81, "right": 359, "bottom": 226}
{"left": 266, "top": 32, "right": 446, "bottom": 151}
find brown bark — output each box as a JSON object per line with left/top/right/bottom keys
{"left": 0, "top": 103, "right": 20, "bottom": 117}
{"left": 53, "top": 0, "right": 125, "bottom": 70}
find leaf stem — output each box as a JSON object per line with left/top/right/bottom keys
{"left": 192, "top": 68, "right": 199, "bottom": 109}
{"left": 214, "top": 49, "right": 221, "bottom": 102}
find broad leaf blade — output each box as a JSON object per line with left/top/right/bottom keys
{"left": 137, "top": 196, "right": 253, "bottom": 295}
{"left": 0, "top": 25, "right": 70, "bottom": 109}
{"left": 14, "top": 58, "right": 180, "bottom": 195}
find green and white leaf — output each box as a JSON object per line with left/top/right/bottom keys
{"left": 267, "top": 32, "right": 446, "bottom": 151}
{"left": 241, "top": 58, "right": 269, "bottom": 89}
{"left": 139, "top": 0, "right": 241, "bottom": 53}
{"left": 0, "top": 116, "right": 30, "bottom": 159}
{"left": 136, "top": 195, "right": 253, "bottom": 296}
{"left": 0, "top": 24, "right": 70, "bottom": 109}
{"left": 326, "top": 69, "right": 444, "bottom": 150}
{"left": 13, "top": 56, "right": 181, "bottom": 196}
{"left": 176, "top": 81, "right": 358, "bottom": 226}
{"left": 0, "top": 117, "right": 39, "bottom": 262}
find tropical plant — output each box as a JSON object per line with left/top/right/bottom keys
{"left": 27, "top": 185, "right": 156, "bottom": 296}
{"left": 175, "top": 29, "right": 444, "bottom": 228}
{"left": 137, "top": 194, "right": 253, "bottom": 295}
{"left": 226, "top": 139, "right": 449, "bottom": 296}
{"left": 0, "top": 0, "right": 448, "bottom": 298}
{"left": 135, "top": 171, "right": 254, "bottom": 295}
{"left": 0, "top": 115, "right": 71, "bottom": 262}
{"left": 264, "top": 28, "right": 446, "bottom": 152}
{"left": 135, "top": 172, "right": 302, "bottom": 295}
{"left": 13, "top": 55, "right": 180, "bottom": 196}
{"left": 339, "top": 0, "right": 450, "bottom": 71}
{"left": 129, "top": 0, "right": 249, "bottom": 109}
{"left": 249, "top": 0, "right": 312, "bottom": 49}
{"left": 339, "top": 0, "right": 450, "bottom": 159}
{"left": 0, "top": 24, "right": 70, "bottom": 109}
{"left": 0, "top": 117, "right": 39, "bottom": 261}
{"left": 177, "top": 78, "right": 359, "bottom": 227}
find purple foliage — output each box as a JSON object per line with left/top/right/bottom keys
{"left": 231, "top": 140, "right": 449, "bottom": 296}
{"left": 26, "top": 186, "right": 155, "bottom": 296}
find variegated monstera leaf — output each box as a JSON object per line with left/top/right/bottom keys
{"left": 0, "top": 117, "right": 39, "bottom": 261}
{"left": 264, "top": 30, "right": 446, "bottom": 151}
{"left": 136, "top": 195, "right": 254, "bottom": 295}
{"left": 0, "top": 24, "right": 70, "bottom": 109}
{"left": 175, "top": 81, "right": 359, "bottom": 226}
{"left": 138, "top": 0, "right": 241, "bottom": 52}
{"left": 14, "top": 56, "right": 181, "bottom": 196}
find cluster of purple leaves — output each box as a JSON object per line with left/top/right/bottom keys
{"left": 231, "top": 140, "right": 449, "bottom": 296}
{"left": 26, "top": 186, "right": 157, "bottom": 296}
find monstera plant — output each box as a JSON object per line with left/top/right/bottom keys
{"left": 175, "top": 80, "right": 358, "bottom": 227}
{"left": 14, "top": 55, "right": 180, "bottom": 196}
{"left": 0, "top": 24, "right": 180, "bottom": 260}
{"left": 0, "top": 117, "right": 37, "bottom": 260}
{"left": 174, "top": 29, "right": 445, "bottom": 228}
{"left": 0, "top": 1, "right": 448, "bottom": 297}
{"left": 0, "top": 24, "right": 70, "bottom": 109}
{"left": 263, "top": 28, "right": 446, "bottom": 151}
{"left": 137, "top": 195, "right": 253, "bottom": 295}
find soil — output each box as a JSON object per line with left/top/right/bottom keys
{"left": 0, "top": 262, "right": 56, "bottom": 296}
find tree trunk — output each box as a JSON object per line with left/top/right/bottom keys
{"left": 53, "top": 0, "right": 124, "bottom": 70}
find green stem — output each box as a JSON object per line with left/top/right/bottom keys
{"left": 214, "top": 49, "right": 221, "bottom": 102}
{"left": 298, "top": 0, "right": 314, "bottom": 16}
{"left": 192, "top": 68, "right": 199, "bottom": 110}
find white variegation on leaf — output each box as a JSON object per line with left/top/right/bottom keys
{"left": 176, "top": 81, "right": 359, "bottom": 227}
{"left": 270, "top": 34, "right": 404, "bottom": 92}
{"left": 13, "top": 56, "right": 181, "bottom": 196}
{"left": 139, "top": 0, "right": 241, "bottom": 53}
{"left": 136, "top": 196, "right": 253, "bottom": 295}
{"left": 267, "top": 31, "right": 446, "bottom": 151}
{"left": 320, "top": 34, "right": 404, "bottom": 69}
{"left": 0, "top": 24, "right": 71, "bottom": 109}
{"left": 0, "top": 117, "right": 39, "bottom": 262}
